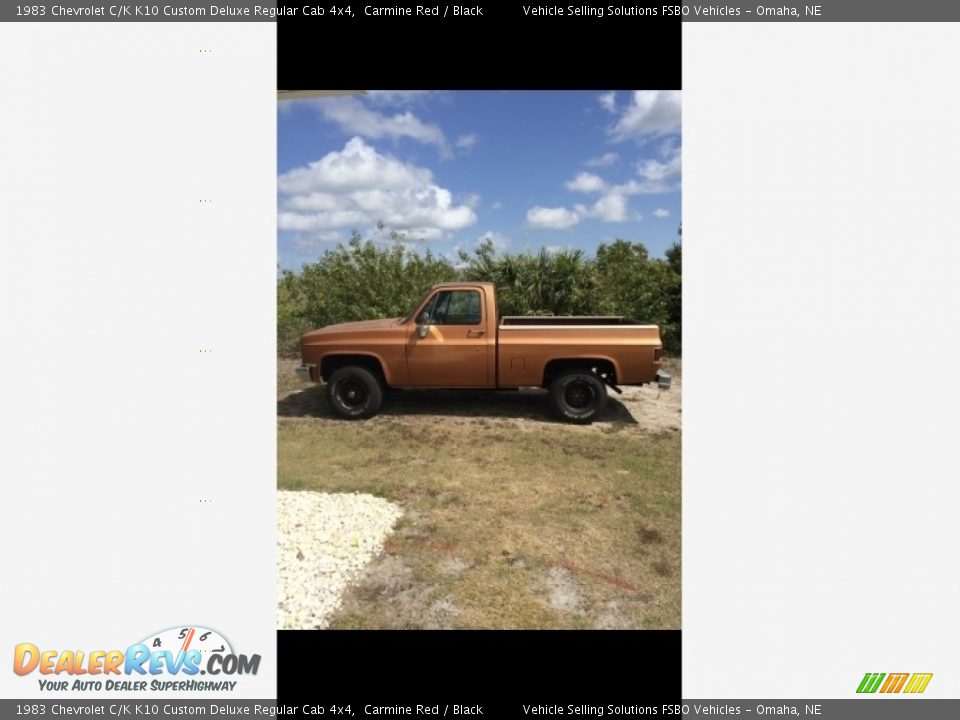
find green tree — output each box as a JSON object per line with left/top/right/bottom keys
{"left": 277, "top": 231, "right": 456, "bottom": 355}
{"left": 459, "top": 241, "right": 595, "bottom": 316}
{"left": 279, "top": 230, "right": 681, "bottom": 356}
{"left": 593, "top": 237, "right": 682, "bottom": 353}
{"left": 663, "top": 237, "right": 681, "bottom": 353}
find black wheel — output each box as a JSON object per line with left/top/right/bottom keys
{"left": 548, "top": 369, "right": 608, "bottom": 424}
{"left": 325, "top": 366, "right": 383, "bottom": 420}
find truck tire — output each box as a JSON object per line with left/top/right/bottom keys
{"left": 548, "top": 369, "right": 608, "bottom": 424}
{"left": 326, "top": 366, "right": 383, "bottom": 420}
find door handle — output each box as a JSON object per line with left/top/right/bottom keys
{"left": 467, "top": 330, "right": 485, "bottom": 337}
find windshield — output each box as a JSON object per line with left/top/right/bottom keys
{"left": 401, "top": 289, "right": 433, "bottom": 324}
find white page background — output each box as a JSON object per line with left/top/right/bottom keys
{"left": 684, "top": 22, "right": 960, "bottom": 698}
{"left": 0, "top": 22, "right": 277, "bottom": 699}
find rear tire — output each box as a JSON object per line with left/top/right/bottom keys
{"left": 326, "top": 366, "right": 383, "bottom": 420}
{"left": 548, "top": 369, "right": 608, "bottom": 424}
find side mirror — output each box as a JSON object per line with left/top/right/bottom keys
{"left": 415, "top": 311, "right": 431, "bottom": 338}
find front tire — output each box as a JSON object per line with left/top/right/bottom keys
{"left": 326, "top": 366, "right": 383, "bottom": 420}
{"left": 548, "top": 370, "right": 608, "bottom": 424}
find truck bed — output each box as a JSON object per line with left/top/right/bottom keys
{"left": 496, "top": 319, "right": 662, "bottom": 388}
{"left": 500, "top": 315, "right": 645, "bottom": 326}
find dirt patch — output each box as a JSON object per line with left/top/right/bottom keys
{"left": 594, "top": 597, "right": 654, "bottom": 629}
{"left": 605, "top": 358, "right": 681, "bottom": 434}
{"left": 538, "top": 566, "right": 586, "bottom": 614}
{"left": 439, "top": 556, "right": 472, "bottom": 576}
{"left": 652, "top": 559, "right": 674, "bottom": 578}
{"left": 638, "top": 527, "right": 665, "bottom": 545}
{"left": 331, "top": 554, "right": 461, "bottom": 629}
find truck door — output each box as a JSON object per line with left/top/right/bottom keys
{"left": 405, "top": 288, "right": 491, "bottom": 387}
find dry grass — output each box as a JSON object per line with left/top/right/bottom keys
{"left": 277, "top": 358, "right": 681, "bottom": 629}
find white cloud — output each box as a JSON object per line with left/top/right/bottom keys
{"left": 598, "top": 91, "right": 617, "bottom": 113}
{"left": 490, "top": 200, "right": 503, "bottom": 210}
{"left": 618, "top": 146, "right": 682, "bottom": 195}
{"left": 658, "top": 137, "right": 679, "bottom": 158}
{"left": 585, "top": 152, "right": 618, "bottom": 168}
{"left": 363, "top": 90, "right": 435, "bottom": 105}
{"left": 290, "top": 230, "right": 345, "bottom": 252}
{"left": 278, "top": 137, "right": 477, "bottom": 239}
{"left": 576, "top": 193, "right": 630, "bottom": 223}
{"left": 637, "top": 154, "right": 680, "bottom": 181}
{"left": 310, "top": 96, "right": 451, "bottom": 157}
{"left": 278, "top": 138, "right": 430, "bottom": 195}
{"left": 526, "top": 144, "right": 678, "bottom": 229}
{"left": 609, "top": 90, "right": 681, "bottom": 143}
{"left": 527, "top": 193, "right": 631, "bottom": 228}
{"left": 653, "top": 208, "right": 670, "bottom": 219}
{"left": 455, "top": 133, "right": 479, "bottom": 150}
{"left": 526, "top": 206, "right": 580, "bottom": 230}
{"left": 565, "top": 172, "right": 606, "bottom": 193}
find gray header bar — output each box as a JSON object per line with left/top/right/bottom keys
{"left": 2, "top": 700, "right": 960, "bottom": 718}
{"left": 4, "top": 1, "right": 278, "bottom": 21}
{"left": 680, "top": 1, "right": 959, "bottom": 21}
{"left": 6, "top": 1, "right": 960, "bottom": 22}
{"left": 681, "top": 700, "right": 959, "bottom": 718}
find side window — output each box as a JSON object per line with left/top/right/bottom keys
{"left": 419, "top": 293, "right": 440, "bottom": 323}
{"left": 430, "top": 290, "right": 482, "bottom": 325}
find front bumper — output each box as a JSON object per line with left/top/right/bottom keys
{"left": 295, "top": 364, "right": 316, "bottom": 382}
{"left": 655, "top": 370, "right": 672, "bottom": 390}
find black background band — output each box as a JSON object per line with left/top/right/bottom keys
{"left": 279, "top": 629, "right": 681, "bottom": 706}
{"left": 278, "top": 2, "right": 681, "bottom": 90}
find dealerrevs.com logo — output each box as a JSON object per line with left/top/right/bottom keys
{"left": 857, "top": 672, "right": 933, "bottom": 694}
{"left": 13, "top": 626, "right": 260, "bottom": 692}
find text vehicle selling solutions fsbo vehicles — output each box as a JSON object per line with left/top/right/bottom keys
{"left": 296, "top": 282, "right": 670, "bottom": 423}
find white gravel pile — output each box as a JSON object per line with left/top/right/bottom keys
{"left": 277, "top": 490, "right": 402, "bottom": 629}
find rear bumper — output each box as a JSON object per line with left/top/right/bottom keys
{"left": 655, "top": 370, "right": 672, "bottom": 390}
{"left": 295, "top": 364, "right": 316, "bottom": 382}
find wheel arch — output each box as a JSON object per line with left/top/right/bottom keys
{"left": 319, "top": 353, "right": 390, "bottom": 387}
{"left": 541, "top": 357, "right": 620, "bottom": 387}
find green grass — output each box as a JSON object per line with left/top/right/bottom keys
{"left": 277, "top": 359, "right": 681, "bottom": 629}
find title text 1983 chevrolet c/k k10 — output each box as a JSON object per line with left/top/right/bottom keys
{"left": 296, "top": 281, "right": 670, "bottom": 423}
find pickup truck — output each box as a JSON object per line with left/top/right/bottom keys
{"left": 295, "top": 281, "right": 670, "bottom": 423}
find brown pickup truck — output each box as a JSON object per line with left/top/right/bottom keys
{"left": 295, "top": 281, "right": 670, "bottom": 423}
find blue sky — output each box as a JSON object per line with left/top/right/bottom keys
{"left": 278, "top": 91, "right": 681, "bottom": 270}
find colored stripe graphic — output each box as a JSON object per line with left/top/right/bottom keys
{"left": 903, "top": 673, "right": 933, "bottom": 694}
{"left": 879, "top": 673, "right": 909, "bottom": 693}
{"left": 857, "top": 673, "right": 885, "bottom": 693}
{"left": 857, "top": 672, "right": 933, "bottom": 694}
